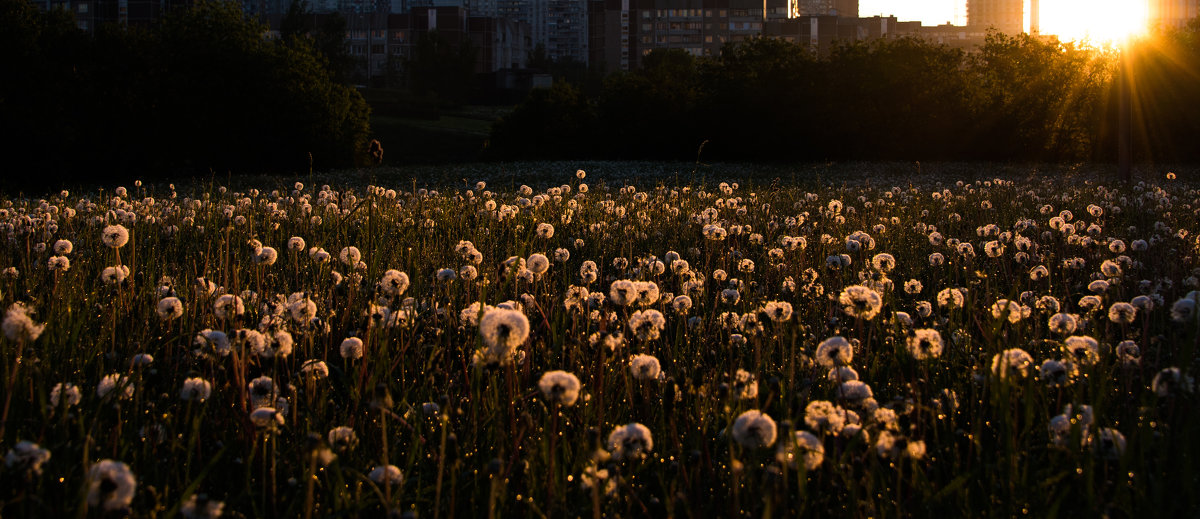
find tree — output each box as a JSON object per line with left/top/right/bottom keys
{"left": 408, "top": 30, "right": 478, "bottom": 106}
{"left": 970, "top": 31, "right": 1107, "bottom": 161}
{"left": 0, "top": 0, "right": 372, "bottom": 186}
{"left": 489, "top": 82, "right": 596, "bottom": 159}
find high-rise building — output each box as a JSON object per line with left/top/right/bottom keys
{"left": 967, "top": 0, "right": 1022, "bottom": 34}
{"left": 790, "top": 0, "right": 855, "bottom": 17}
{"left": 1149, "top": 0, "right": 1200, "bottom": 29}
{"left": 494, "top": 0, "right": 583, "bottom": 63}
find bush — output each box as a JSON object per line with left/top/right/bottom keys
{"left": 0, "top": 0, "right": 372, "bottom": 188}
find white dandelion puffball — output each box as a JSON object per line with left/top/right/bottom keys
{"left": 478, "top": 308, "right": 530, "bottom": 360}
{"left": 87, "top": 460, "right": 136, "bottom": 511}
{"left": 101, "top": 224, "right": 130, "bottom": 248}
{"left": 50, "top": 382, "right": 82, "bottom": 408}
{"left": 790, "top": 430, "right": 825, "bottom": 470}
{"left": 815, "top": 336, "right": 853, "bottom": 368}
{"left": 180, "top": 377, "right": 212, "bottom": 401}
{"left": 5, "top": 441, "right": 51, "bottom": 476}
{"left": 53, "top": 239, "right": 73, "bottom": 255}
{"left": 906, "top": 329, "right": 943, "bottom": 360}
{"left": 629, "top": 354, "right": 662, "bottom": 381}
{"left": 339, "top": 246, "right": 361, "bottom": 266}
{"left": 608, "top": 423, "right": 653, "bottom": 461}
{"left": 732, "top": 410, "right": 778, "bottom": 449}
{"left": 328, "top": 426, "right": 359, "bottom": 452}
{"left": 3, "top": 302, "right": 45, "bottom": 342}
{"left": 379, "top": 270, "right": 410, "bottom": 296}
{"left": 839, "top": 285, "right": 883, "bottom": 320}
{"left": 250, "top": 407, "right": 284, "bottom": 428}
{"left": 527, "top": 253, "right": 550, "bottom": 275}
{"left": 991, "top": 348, "right": 1034, "bottom": 380}
{"left": 157, "top": 297, "right": 184, "bottom": 321}
{"left": 340, "top": 337, "right": 364, "bottom": 360}
{"left": 369, "top": 465, "right": 403, "bottom": 486}
{"left": 538, "top": 370, "right": 582, "bottom": 406}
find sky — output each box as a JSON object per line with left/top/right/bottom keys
{"left": 856, "top": 0, "right": 1152, "bottom": 44}
{"left": 858, "top": 0, "right": 966, "bottom": 26}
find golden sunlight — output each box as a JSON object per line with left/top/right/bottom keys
{"left": 1038, "top": 0, "right": 1150, "bottom": 47}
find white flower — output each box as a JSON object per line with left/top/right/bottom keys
{"left": 762, "top": 301, "right": 793, "bottom": 322}
{"left": 839, "top": 285, "right": 882, "bottom": 320}
{"left": 101, "top": 225, "right": 130, "bottom": 248}
{"left": 3, "top": 302, "right": 45, "bottom": 342}
{"left": 477, "top": 309, "right": 530, "bottom": 364}
{"left": 255, "top": 246, "right": 278, "bottom": 266}
{"left": 804, "top": 400, "right": 846, "bottom": 434}
{"left": 250, "top": 407, "right": 284, "bottom": 428}
{"left": 50, "top": 382, "right": 82, "bottom": 407}
{"left": 339, "top": 246, "right": 361, "bottom": 266}
{"left": 609, "top": 279, "right": 635, "bottom": 306}
{"left": 538, "top": 370, "right": 582, "bottom": 406}
{"left": 194, "top": 329, "right": 231, "bottom": 357}
{"left": 47, "top": 255, "right": 70, "bottom": 272}
{"left": 991, "top": 348, "right": 1034, "bottom": 380}
{"left": 527, "top": 253, "right": 550, "bottom": 275}
{"left": 5, "top": 441, "right": 51, "bottom": 476}
{"left": 100, "top": 265, "right": 131, "bottom": 285}
{"left": 607, "top": 423, "right": 653, "bottom": 461}
{"left": 340, "top": 337, "right": 364, "bottom": 360}
{"left": 732, "top": 410, "right": 777, "bottom": 448}
{"left": 328, "top": 426, "right": 359, "bottom": 452}
{"left": 1087, "top": 428, "right": 1126, "bottom": 459}
{"left": 97, "top": 373, "right": 133, "bottom": 399}
{"left": 815, "top": 336, "right": 853, "bottom": 367}
{"left": 213, "top": 294, "right": 245, "bottom": 320}
{"left": 1063, "top": 336, "right": 1100, "bottom": 365}
{"left": 157, "top": 297, "right": 184, "bottom": 321}
{"left": 836, "top": 380, "right": 873, "bottom": 402}
{"left": 1152, "top": 367, "right": 1195, "bottom": 397}
{"left": 87, "top": 460, "right": 136, "bottom": 511}
{"left": 628, "top": 309, "right": 666, "bottom": 340}
{"left": 787, "top": 431, "right": 824, "bottom": 470}
{"left": 181, "top": 494, "right": 225, "bottom": 519}
{"left": 1048, "top": 313, "right": 1078, "bottom": 334}
{"left": 906, "top": 329, "right": 943, "bottom": 360}
{"left": 936, "top": 288, "right": 964, "bottom": 309}
{"left": 629, "top": 354, "right": 661, "bottom": 381}
{"left": 536, "top": 222, "right": 555, "bottom": 238}
{"left": 990, "top": 299, "right": 1023, "bottom": 323}
{"left": 53, "top": 239, "right": 73, "bottom": 255}
{"left": 672, "top": 295, "right": 692, "bottom": 314}
{"left": 368, "top": 465, "right": 403, "bottom": 485}
{"left": 181, "top": 377, "right": 212, "bottom": 401}
{"left": 301, "top": 359, "right": 329, "bottom": 379}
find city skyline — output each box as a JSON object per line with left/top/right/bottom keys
{"left": 861, "top": 0, "right": 1159, "bottom": 43}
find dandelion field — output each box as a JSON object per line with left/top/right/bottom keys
{"left": 1, "top": 166, "right": 1198, "bottom": 518}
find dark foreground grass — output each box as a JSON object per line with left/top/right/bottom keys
{"left": 0, "top": 166, "right": 1197, "bottom": 518}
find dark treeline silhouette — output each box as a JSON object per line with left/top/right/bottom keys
{"left": 491, "top": 24, "right": 1200, "bottom": 164}
{"left": 0, "top": 0, "right": 372, "bottom": 188}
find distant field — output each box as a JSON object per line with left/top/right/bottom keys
{"left": 0, "top": 167, "right": 1196, "bottom": 517}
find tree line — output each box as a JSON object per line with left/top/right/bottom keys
{"left": 490, "top": 25, "right": 1200, "bottom": 165}
{"left": 0, "top": 0, "right": 373, "bottom": 188}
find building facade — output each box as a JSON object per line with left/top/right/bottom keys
{"left": 967, "top": 0, "right": 1022, "bottom": 34}
{"left": 1149, "top": 0, "right": 1200, "bottom": 29}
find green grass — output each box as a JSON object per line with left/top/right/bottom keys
{"left": 0, "top": 165, "right": 1197, "bottom": 518}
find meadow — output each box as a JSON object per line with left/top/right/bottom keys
{"left": 0, "top": 164, "right": 1197, "bottom": 518}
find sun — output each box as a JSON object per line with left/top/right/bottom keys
{"left": 1038, "top": 0, "right": 1150, "bottom": 47}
